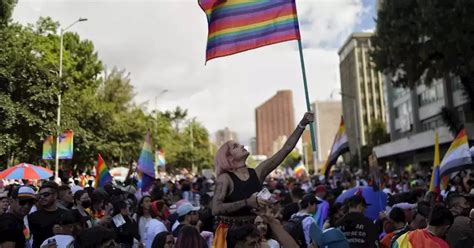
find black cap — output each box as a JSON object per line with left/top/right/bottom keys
{"left": 346, "top": 195, "right": 371, "bottom": 207}
{"left": 300, "top": 194, "right": 322, "bottom": 209}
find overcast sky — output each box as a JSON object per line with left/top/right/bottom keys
{"left": 12, "top": 0, "right": 376, "bottom": 145}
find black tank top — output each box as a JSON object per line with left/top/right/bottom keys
{"left": 223, "top": 168, "right": 262, "bottom": 216}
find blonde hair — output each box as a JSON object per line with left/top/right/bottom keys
{"left": 215, "top": 141, "right": 234, "bottom": 176}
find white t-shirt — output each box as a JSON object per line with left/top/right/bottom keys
{"left": 267, "top": 239, "right": 280, "bottom": 248}
{"left": 138, "top": 216, "right": 152, "bottom": 243}
{"left": 40, "top": 235, "right": 74, "bottom": 248}
{"left": 144, "top": 219, "right": 167, "bottom": 248}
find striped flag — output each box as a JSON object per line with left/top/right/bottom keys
{"left": 199, "top": 0, "right": 301, "bottom": 61}
{"left": 58, "top": 130, "right": 74, "bottom": 159}
{"left": 137, "top": 132, "right": 155, "bottom": 192}
{"left": 439, "top": 129, "right": 472, "bottom": 176}
{"left": 95, "top": 153, "right": 112, "bottom": 188}
{"left": 429, "top": 131, "right": 440, "bottom": 193}
{"left": 42, "top": 135, "right": 55, "bottom": 160}
{"left": 293, "top": 161, "right": 306, "bottom": 177}
{"left": 321, "top": 117, "right": 349, "bottom": 177}
{"left": 155, "top": 149, "right": 166, "bottom": 167}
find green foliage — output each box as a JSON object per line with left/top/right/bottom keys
{"left": 280, "top": 150, "right": 301, "bottom": 169}
{"left": 0, "top": 0, "right": 17, "bottom": 26}
{"left": 365, "top": 119, "right": 390, "bottom": 147}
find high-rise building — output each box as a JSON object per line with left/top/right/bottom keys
{"left": 215, "top": 127, "right": 238, "bottom": 148}
{"left": 249, "top": 137, "right": 257, "bottom": 155}
{"left": 255, "top": 90, "right": 295, "bottom": 156}
{"left": 302, "top": 101, "right": 342, "bottom": 172}
{"left": 338, "top": 32, "right": 386, "bottom": 159}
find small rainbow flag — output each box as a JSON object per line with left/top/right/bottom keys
{"left": 95, "top": 153, "right": 112, "bottom": 188}
{"left": 137, "top": 131, "right": 155, "bottom": 192}
{"left": 42, "top": 135, "right": 55, "bottom": 160}
{"left": 321, "top": 117, "right": 349, "bottom": 177}
{"left": 429, "top": 131, "right": 441, "bottom": 193}
{"left": 155, "top": 149, "right": 166, "bottom": 167}
{"left": 199, "top": 0, "right": 301, "bottom": 61}
{"left": 439, "top": 128, "right": 472, "bottom": 176}
{"left": 294, "top": 162, "right": 306, "bottom": 177}
{"left": 58, "top": 130, "right": 74, "bottom": 159}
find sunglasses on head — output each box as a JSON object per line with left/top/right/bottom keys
{"left": 19, "top": 199, "right": 36, "bottom": 206}
{"left": 38, "top": 192, "right": 54, "bottom": 198}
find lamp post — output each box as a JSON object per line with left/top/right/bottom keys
{"left": 340, "top": 92, "right": 362, "bottom": 169}
{"left": 55, "top": 17, "right": 88, "bottom": 181}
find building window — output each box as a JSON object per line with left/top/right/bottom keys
{"left": 452, "top": 77, "right": 463, "bottom": 91}
{"left": 418, "top": 83, "right": 444, "bottom": 106}
{"left": 421, "top": 117, "right": 444, "bottom": 131}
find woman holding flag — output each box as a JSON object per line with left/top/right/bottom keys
{"left": 212, "top": 112, "right": 314, "bottom": 247}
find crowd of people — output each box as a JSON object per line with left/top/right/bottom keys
{"left": 0, "top": 113, "right": 473, "bottom": 248}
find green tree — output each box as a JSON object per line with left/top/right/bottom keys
{"left": 365, "top": 119, "right": 390, "bottom": 147}
{"left": 0, "top": 0, "right": 16, "bottom": 26}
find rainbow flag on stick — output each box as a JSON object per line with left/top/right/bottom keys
{"left": 42, "top": 135, "right": 55, "bottom": 160}
{"left": 137, "top": 131, "right": 155, "bottom": 192}
{"left": 58, "top": 130, "right": 74, "bottom": 159}
{"left": 321, "top": 117, "right": 349, "bottom": 177}
{"left": 439, "top": 128, "right": 472, "bottom": 176}
{"left": 293, "top": 161, "right": 306, "bottom": 178}
{"left": 429, "top": 131, "right": 441, "bottom": 193}
{"left": 95, "top": 153, "right": 112, "bottom": 188}
{"left": 155, "top": 149, "right": 166, "bottom": 167}
{"left": 199, "top": 0, "right": 301, "bottom": 62}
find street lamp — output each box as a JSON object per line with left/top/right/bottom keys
{"left": 55, "top": 17, "right": 88, "bottom": 181}
{"left": 340, "top": 92, "right": 362, "bottom": 169}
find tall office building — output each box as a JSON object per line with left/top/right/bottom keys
{"left": 302, "top": 101, "right": 342, "bottom": 172}
{"left": 215, "top": 127, "right": 238, "bottom": 148}
{"left": 338, "top": 32, "right": 386, "bottom": 157}
{"left": 255, "top": 90, "right": 295, "bottom": 156}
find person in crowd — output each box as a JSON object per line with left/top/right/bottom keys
{"left": 72, "top": 190, "right": 93, "bottom": 228}
{"left": 57, "top": 185, "right": 74, "bottom": 210}
{"left": 379, "top": 207, "right": 406, "bottom": 248}
{"left": 445, "top": 193, "right": 474, "bottom": 247}
{"left": 325, "top": 202, "right": 344, "bottom": 228}
{"left": 75, "top": 225, "right": 116, "bottom": 248}
{"left": 198, "top": 194, "right": 214, "bottom": 233}
{"left": 393, "top": 205, "right": 453, "bottom": 248}
{"left": 212, "top": 112, "right": 314, "bottom": 247}
{"left": 281, "top": 187, "right": 304, "bottom": 222}
{"left": 335, "top": 195, "right": 378, "bottom": 248}
{"left": 111, "top": 200, "right": 140, "bottom": 248}
{"left": 144, "top": 201, "right": 168, "bottom": 248}
{"left": 40, "top": 211, "right": 82, "bottom": 248}
{"left": 0, "top": 189, "right": 9, "bottom": 215}
{"left": 29, "top": 181, "right": 70, "bottom": 248}
{"left": 254, "top": 215, "right": 280, "bottom": 248}
{"left": 175, "top": 225, "right": 207, "bottom": 248}
{"left": 172, "top": 202, "right": 201, "bottom": 237}
{"left": 0, "top": 186, "right": 36, "bottom": 247}
{"left": 136, "top": 195, "right": 153, "bottom": 244}
{"left": 313, "top": 185, "right": 329, "bottom": 228}
{"left": 287, "top": 193, "right": 320, "bottom": 247}
{"left": 151, "top": 231, "right": 174, "bottom": 248}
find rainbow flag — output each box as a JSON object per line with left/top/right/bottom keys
{"left": 42, "top": 135, "right": 55, "bottom": 160}
{"left": 95, "top": 153, "right": 112, "bottom": 188}
{"left": 429, "top": 131, "right": 440, "bottom": 193}
{"left": 439, "top": 128, "right": 472, "bottom": 176}
{"left": 321, "top": 117, "right": 349, "bottom": 177}
{"left": 155, "top": 149, "right": 166, "bottom": 167}
{"left": 199, "top": 0, "right": 301, "bottom": 61}
{"left": 393, "top": 229, "right": 449, "bottom": 248}
{"left": 58, "top": 130, "right": 74, "bottom": 159}
{"left": 294, "top": 161, "right": 306, "bottom": 177}
{"left": 137, "top": 131, "right": 155, "bottom": 192}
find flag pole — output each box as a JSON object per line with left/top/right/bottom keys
{"left": 297, "top": 38, "right": 318, "bottom": 174}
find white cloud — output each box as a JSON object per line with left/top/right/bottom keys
{"left": 12, "top": 0, "right": 366, "bottom": 146}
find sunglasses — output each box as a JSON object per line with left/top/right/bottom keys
{"left": 19, "top": 199, "right": 36, "bottom": 206}
{"left": 38, "top": 192, "right": 54, "bottom": 198}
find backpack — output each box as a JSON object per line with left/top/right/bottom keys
{"left": 283, "top": 214, "right": 310, "bottom": 247}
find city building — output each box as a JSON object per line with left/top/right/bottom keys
{"left": 374, "top": 76, "right": 474, "bottom": 169}
{"left": 302, "top": 101, "right": 342, "bottom": 172}
{"left": 215, "top": 127, "right": 238, "bottom": 148}
{"left": 338, "top": 32, "right": 387, "bottom": 161}
{"left": 249, "top": 137, "right": 257, "bottom": 155}
{"left": 255, "top": 90, "right": 295, "bottom": 156}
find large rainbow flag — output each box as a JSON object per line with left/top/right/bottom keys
{"left": 42, "top": 135, "right": 55, "bottom": 160}
{"left": 95, "top": 153, "right": 112, "bottom": 188}
{"left": 393, "top": 229, "right": 449, "bottom": 248}
{"left": 199, "top": 0, "right": 301, "bottom": 61}
{"left": 321, "top": 117, "right": 349, "bottom": 177}
{"left": 58, "top": 130, "right": 74, "bottom": 159}
{"left": 439, "top": 128, "right": 472, "bottom": 176}
{"left": 429, "top": 131, "right": 441, "bottom": 193}
{"left": 137, "top": 132, "right": 155, "bottom": 192}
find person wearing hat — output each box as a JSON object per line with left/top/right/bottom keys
{"left": 445, "top": 193, "right": 474, "bottom": 248}
{"left": 335, "top": 195, "right": 378, "bottom": 248}
{"left": 286, "top": 193, "right": 321, "bottom": 247}
{"left": 392, "top": 205, "right": 453, "bottom": 248}
{"left": 0, "top": 186, "right": 37, "bottom": 248}
{"left": 172, "top": 202, "right": 200, "bottom": 237}
{"left": 40, "top": 211, "right": 82, "bottom": 248}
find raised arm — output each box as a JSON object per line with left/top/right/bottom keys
{"left": 211, "top": 173, "right": 259, "bottom": 215}
{"left": 255, "top": 112, "right": 314, "bottom": 182}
